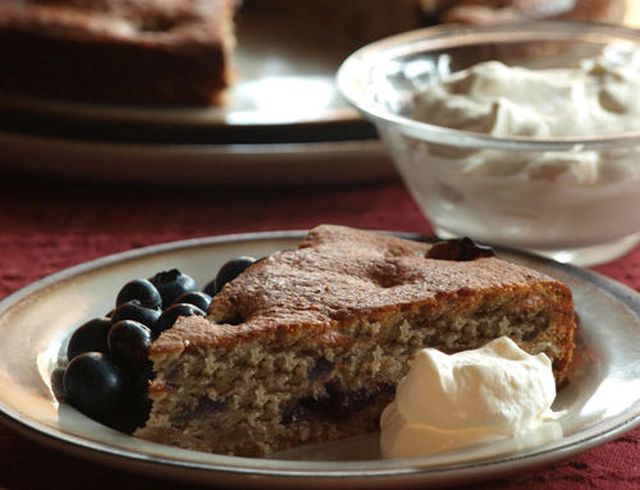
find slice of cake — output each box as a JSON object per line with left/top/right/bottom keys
{"left": 0, "top": 0, "right": 237, "bottom": 105}
{"left": 137, "top": 225, "right": 576, "bottom": 457}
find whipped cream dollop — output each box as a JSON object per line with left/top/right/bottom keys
{"left": 380, "top": 337, "right": 563, "bottom": 459}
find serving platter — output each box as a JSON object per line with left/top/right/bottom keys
{"left": 1, "top": 230, "right": 640, "bottom": 488}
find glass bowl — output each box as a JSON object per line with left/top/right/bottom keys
{"left": 337, "top": 22, "right": 640, "bottom": 266}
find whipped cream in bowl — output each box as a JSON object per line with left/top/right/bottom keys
{"left": 337, "top": 22, "right": 640, "bottom": 265}
{"left": 380, "top": 337, "right": 564, "bottom": 460}
{"left": 412, "top": 51, "right": 640, "bottom": 139}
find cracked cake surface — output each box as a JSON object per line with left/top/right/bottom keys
{"left": 138, "top": 225, "right": 577, "bottom": 457}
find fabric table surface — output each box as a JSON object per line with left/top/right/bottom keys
{"left": 0, "top": 170, "right": 639, "bottom": 490}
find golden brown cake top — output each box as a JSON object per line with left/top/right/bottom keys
{"left": 151, "top": 225, "right": 568, "bottom": 358}
{"left": 0, "top": 0, "right": 235, "bottom": 44}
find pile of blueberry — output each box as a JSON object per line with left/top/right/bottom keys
{"left": 61, "top": 256, "right": 256, "bottom": 432}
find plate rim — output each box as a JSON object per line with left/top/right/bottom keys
{"left": 1, "top": 230, "right": 640, "bottom": 486}
{"left": 0, "top": 131, "right": 394, "bottom": 186}
{"left": 0, "top": 91, "right": 362, "bottom": 129}
{"left": 0, "top": 129, "right": 386, "bottom": 153}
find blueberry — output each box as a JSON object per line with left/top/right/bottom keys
{"left": 426, "top": 237, "right": 495, "bottom": 261}
{"left": 110, "top": 300, "right": 160, "bottom": 331}
{"left": 127, "top": 365, "right": 153, "bottom": 397}
{"left": 214, "top": 256, "right": 256, "bottom": 293}
{"left": 202, "top": 279, "right": 218, "bottom": 297}
{"left": 114, "top": 368, "right": 153, "bottom": 432}
{"left": 116, "top": 279, "right": 162, "bottom": 309}
{"left": 113, "top": 392, "right": 152, "bottom": 432}
{"left": 173, "top": 291, "right": 211, "bottom": 312}
{"left": 155, "top": 303, "right": 205, "bottom": 337}
{"left": 108, "top": 320, "right": 152, "bottom": 371}
{"left": 66, "top": 317, "right": 112, "bottom": 361}
{"left": 63, "top": 352, "right": 125, "bottom": 422}
{"left": 148, "top": 269, "right": 197, "bottom": 307}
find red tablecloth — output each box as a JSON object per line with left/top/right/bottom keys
{"left": 1, "top": 170, "right": 639, "bottom": 489}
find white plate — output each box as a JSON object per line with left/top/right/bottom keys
{"left": 1, "top": 231, "right": 640, "bottom": 488}
{"left": 0, "top": 131, "right": 394, "bottom": 185}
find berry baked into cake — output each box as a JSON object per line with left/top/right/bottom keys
{"left": 136, "top": 225, "right": 577, "bottom": 457}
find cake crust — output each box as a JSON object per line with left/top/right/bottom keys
{"left": 151, "top": 225, "right": 575, "bottom": 379}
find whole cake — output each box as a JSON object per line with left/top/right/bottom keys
{"left": 0, "top": 0, "right": 237, "bottom": 105}
{"left": 136, "top": 225, "right": 576, "bottom": 457}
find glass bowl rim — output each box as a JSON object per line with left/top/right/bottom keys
{"left": 337, "top": 21, "right": 640, "bottom": 151}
